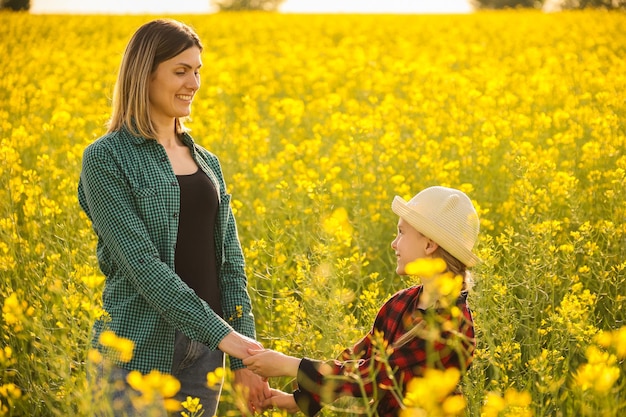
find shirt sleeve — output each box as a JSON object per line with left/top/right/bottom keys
{"left": 293, "top": 342, "right": 426, "bottom": 415}
{"left": 292, "top": 293, "right": 476, "bottom": 415}
{"left": 79, "top": 142, "right": 234, "bottom": 350}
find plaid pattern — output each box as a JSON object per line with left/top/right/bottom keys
{"left": 78, "top": 127, "right": 255, "bottom": 373}
{"left": 293, "top": 285, "right": 475, "bottom": 416}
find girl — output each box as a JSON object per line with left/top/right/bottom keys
{"left": 243, "top": 186, "right": 479, "bottom": 416}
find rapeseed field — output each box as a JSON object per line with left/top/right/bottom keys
{"left": 1, "top": 9, "right": 625, "bottom": 416}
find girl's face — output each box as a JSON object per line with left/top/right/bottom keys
{"left": 391, "top": 218, "right": 436, "bottom": 275}
{"left": 148, "top": 46, "right": 202, "bottom": 130}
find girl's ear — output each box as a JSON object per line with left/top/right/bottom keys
{"left": 425, "top": 239, "right": 439, "bottom": 255}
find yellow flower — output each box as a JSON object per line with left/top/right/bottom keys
{"left": 0, "top": 383, "right": 22, "bottom": 400}
{"left": 1, "top": 292, "right": 34, "bottom": 333}
{"left": 126, "top": 370, "right": 181, "bottom": 411}
{"left": 98, "top": 330, "right": 135, "bottom": 363}
{"left": 390, "top": 174, "right": 406, "bottom": 185}
{"left": 442, "top": 394, "right": 467, "bottom": 415}
{"left": 503, "top": 388, "right": 532, "bottom": 408}
{"left": 0, "top": 346, "right": 13, "bottom": 366}
{"left": 595, "top": 326, "right": 626, "bottom": 359}
{"left": 574, "top": 345, "right": 620, "bottom": 393}
{"left": 322, "top": 207, "right": 353, "bottom": 247}
{"left": 613, "top": 326, "right": 626, "bottom": 359}
{"left": 434, "top": 272, "right": 463, "bottom": 299}
{"left": 403, "top": 368, "right": 462, "bottom": 415}
{"left": 81, "top": 274, "right": 105, "bottom": 289}
{"left": 86, "top": 348, "right": 103, "bottom": 364}
{"left": 181, "top": 396, "right": 203, "bottom": 413}
{"left": 574, "top": 362, "right": 620, "bottom": 393}
{"left": 481, "top": 389, "right": 532, "bottom": 417}
{"left": 481, "top": 391, "right": 506, "bottom": 417}
{"left": 207, "top": 367, "right": 225, "bottom": 388}
{"left": 405, "top": 258, "right": 447, "bottom": 277}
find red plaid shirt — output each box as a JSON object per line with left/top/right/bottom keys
{"left": 293, "top": 285, "right": 475, "bottom": 416}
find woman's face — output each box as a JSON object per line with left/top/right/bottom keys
{"left": 148, "top": 46, "right": 202, "bottom": 129}
{"left": 391, "top": 218, "right": 434, "bottom": 275}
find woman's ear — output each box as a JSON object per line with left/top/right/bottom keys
{"left": 425, "top": 239, "right": 439, "bottom": 255}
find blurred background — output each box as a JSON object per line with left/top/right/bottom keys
{"left": 11, "top": 0, "right": 624, "bottom": 14}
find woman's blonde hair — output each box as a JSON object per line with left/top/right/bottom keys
{"left": 107, "top": 19, "right": 203, "bottom": 138}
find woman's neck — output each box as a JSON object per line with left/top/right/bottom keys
{"left": 154, "top": 121, "right": 180, "bottom": 149}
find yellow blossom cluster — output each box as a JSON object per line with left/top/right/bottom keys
{"left": 1, "top": 292, "right": 34, "bottom": 333}
{"left": 181, "top": 396, "right": 204, "bottom": 417}
{"left": 595, "top": 326, "right": 626, "bottom": 359}
{"left": 574, "top": 345, "right": 620, "bottom": 394}
{"left": 126, "top": 369, "right": 181, "bottom": 412}
{"left": 98, "top": 330, "right": 135, "bottom": 364}
{"left": 402, "top": 368, "right": 465, "bottom": 417}
{"left": 481, "top": 389, "right": 533, "bottom": 417}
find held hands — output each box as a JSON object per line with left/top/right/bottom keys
{"left": 243, "top": 349, "right": 301, "bottom": 378}
{"left": 217, "top": 332, "right": 271, "bottom": 414}
{"left": 220, "top": 334, "right": 302, "bottom": 414}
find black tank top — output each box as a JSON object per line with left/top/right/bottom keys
{"left": 175, "top": 169, "right": 223, "bottom": 317}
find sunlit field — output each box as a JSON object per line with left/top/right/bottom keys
{"left": 1, "top": 9, "right": 625, "bottom": 417}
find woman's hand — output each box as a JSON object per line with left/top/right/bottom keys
{"left": 233, "top": 368, "right": 271, "bottom": 415}
{"left": 243, "top": 349, "right": 301, "bottom": 378}
{"left": 261, "top": 388, "right": 300, "bottom": 413}
{"left": 217, "top": 331, "right": 264, "bottom": 360}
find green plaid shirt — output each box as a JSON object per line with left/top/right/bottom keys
{"left": 78, "top": 126, "right": 255, "bottom": 373}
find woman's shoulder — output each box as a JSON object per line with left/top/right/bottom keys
{"left": 85, "top": 128, "right": 143, "bottom": 153}
{"left": 82, "top": 131, "right": 116, "bottom": 160}
{"left": 82, "top": 129, "right": 151, "bottom": 172}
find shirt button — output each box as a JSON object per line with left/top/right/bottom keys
{"left": 171, "top": 181, "right": 177, "bottom": 186}
{"left": 161, "top": 157, "right": 167, "bottom": 162}
{"left": 173, "top": 212, "right": 179, "bottom": 218}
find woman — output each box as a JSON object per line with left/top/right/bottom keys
{"left": 243, "top": 186, "right": 479, "bottom": 416}
{"left": 78, "top": 19, "right": 269, "bottom": 415}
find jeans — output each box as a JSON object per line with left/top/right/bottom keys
{"left": 92, "top": 332, "right": 224, "bottom": 417}
{"left": 171, "top": 331, "right": 225, "bottom": 416}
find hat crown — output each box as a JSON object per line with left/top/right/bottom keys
{"left": 393, "top": 186, "right": 480, "bottom": 266}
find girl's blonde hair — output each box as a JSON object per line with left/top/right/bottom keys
{"left": 107, "top": 19, "right": 203, "bottom": 138}
{"left": 432, "top": 245, "right": 474, "bottom": 292}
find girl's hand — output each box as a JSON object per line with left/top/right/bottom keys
{"left": 243, "top": 349, "right": 301, "bottom": 378}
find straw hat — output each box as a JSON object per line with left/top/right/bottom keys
{"left": 391, "top": 186, "right": 480, "bottom": 266}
